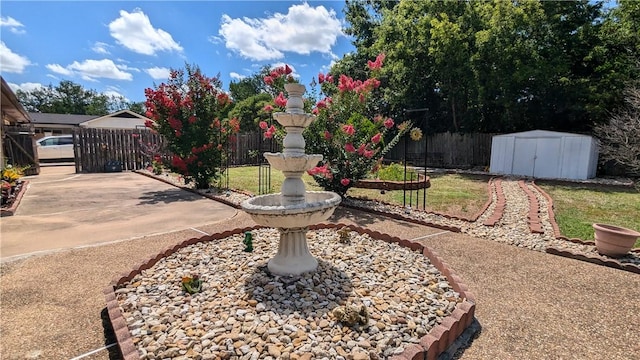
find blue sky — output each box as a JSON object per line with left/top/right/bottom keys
{"left": 1, "top": 1, "right": 355, "bottom": 104}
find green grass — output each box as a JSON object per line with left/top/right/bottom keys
{"left": 226, "top": 167, "right": 489, "bottom": 219}
{"left": 226, "top": 167, "right": 640, "bottom": 247}
{"left": 537, "top": 183, "right": 640, "bottom": 247}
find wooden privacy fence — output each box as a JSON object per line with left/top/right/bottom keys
{"left": 74, "top": 128, "right": 167, "bottom": 173}
{"left": 386, "top": 132, "right": 496, "bottom": 168}
{"left": 74, "top": 129, "right": 495, "bottom": 172}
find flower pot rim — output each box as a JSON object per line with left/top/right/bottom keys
{"left": 593, "top": 223, "right": 640, "bottom": 237}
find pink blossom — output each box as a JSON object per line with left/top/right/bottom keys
{"left": 384, "top": 118, "right": 394, "bottom": 129}
{"left": 341, "top": 178, "right": 351, "bottom": 186}
{"left": 324, "top": 131, "right": 332, "bottom": 140}
{"left": 357, "top": 144, "right": 366, "bottom": 155}
{"left": 326, "top": 75, "right": 334, "bottom": 83}
{"left": 264, "top": 131, "right": 274, "bottom": 139}
{"left": 318, "top": 73, "right": 325, "bottom": 84}
{"left": 264, "top": 76, "right": 274, "bottom": 85}
{"left": 263, "top": 104, "right": 274, "bottom": 112}
{"left": 312, "top": 108, "right": 319, "bottom": 115}
{"left": 275, "top": 92, "right": 287, "bottom": 107}
{"left": 359, "top": 93, "right": 365, "bottom": 103}
{"left": 371, "top": 133, "right": 382, "bottom": 144}
{"left": 364, "top": 150, "right": 375, "bottom": 158}
{"left": 367, "top": 53, "right": 386, "bottom": 70}
{"left": 316, "top": 99, "right": 327, "bottom": 109}
{"left": 342, "top": 124, "right": 355, "bottom": 136}
{"left": 285, "top": 65, "right": 293, "bottom": 75}
{"left": 259, "top": 121, "right": 268, "bottom": 130}
{"left": 344, "top": 143, "right": 355, "bottom": 153}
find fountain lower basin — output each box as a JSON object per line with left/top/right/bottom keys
{"left": 241, "top": 191, "right": 341, "bottom": 229}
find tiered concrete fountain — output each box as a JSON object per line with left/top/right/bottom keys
{"left": 241, "top": 83, "right": 342, "bottom": 276}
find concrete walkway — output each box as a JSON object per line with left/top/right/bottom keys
{"left": 1, "top": 166, "right": 237, "bottom": 261}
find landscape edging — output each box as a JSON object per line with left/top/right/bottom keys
{"left": 105, "top": 223, "right": 477, "bottom": 360}
{"left": 0, "top": 180, "right": 29, "bottom": 217}
{"left": 531, "top": 181, "right": 640, "bottom": 274}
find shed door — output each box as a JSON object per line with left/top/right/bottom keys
{"left": 533, "top": 138, "right": 562, "bottom": 178}
{"left": 512, "top": 138, "right": 536, "bottom": 177}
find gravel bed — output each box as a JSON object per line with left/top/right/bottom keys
{"left": 116, "top": 228, "right": 462, "bottom": 359}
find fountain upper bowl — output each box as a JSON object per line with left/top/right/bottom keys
{"left": 241, "top": 191, "right": 341, "bottom": 228}
{"left": 273, "top": 112, "right": 316, "bottom": 128}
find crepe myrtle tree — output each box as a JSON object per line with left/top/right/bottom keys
{"left": 144, "top": 64, "right": 240, "bottom": 189}
{"left": 260, "top": 55, "right": 413, "bottom": 196}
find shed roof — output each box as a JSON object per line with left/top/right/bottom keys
{"left": 493, "top": 130, "right": 593, "bottom": 139}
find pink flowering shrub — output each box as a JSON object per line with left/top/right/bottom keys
{"left": 262, "top": 54, "right": 410, "bottom": 196}
{"left": 144, "top": 65, "right": 240, "bottom": 189}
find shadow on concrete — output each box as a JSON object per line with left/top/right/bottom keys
{"left": 450, "top": 318, "right": 483, "bottom": 360}
{"left": 137, "top": 188, "right": 202, "bottom": 205}
{"left": 100, "top": 307, "right": 123, "bottom": 360}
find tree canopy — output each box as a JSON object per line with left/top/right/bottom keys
{"left": 335, "top": 0, "right": 640, "bottom": 134}
{"left": 16, "top": 80, "right": 145, "bottom": 115}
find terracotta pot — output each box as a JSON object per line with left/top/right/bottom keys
{"left": 593, "top": 223, "right": 640, "bottom": 257}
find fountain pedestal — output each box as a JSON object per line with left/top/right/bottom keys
{"left": 241, "top": 83, "right": 341, "bottom": 276}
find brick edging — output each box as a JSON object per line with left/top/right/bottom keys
{"left": 468, "top": 177, "right": 497, "bottom": 222}
{"left": 531, "top": 182, "right": 640, "bottom": 274}
{"left": 341, "top": 201, "right": 462, "bottom": 233}
{"left": 483, "top": 178, "right": 506, "bottom": 226}
{"left": 105, "top": 224, "right": 476, "bottom": 360}
{"left": 0, "top": 180, "right": 29, "bottom": 217}
{"left": 518, "top": 180, "right": 544, "bottom": 234}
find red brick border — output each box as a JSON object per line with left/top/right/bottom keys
{"left": 518, "top": 180, "right": 544, "bottom": 234}
{"left": 105, "top": 224, "right": 476, "bottom": 360}
{"left": 0, "top": 180, "right": 29, "bottom": 217}
{"left": 354, "top": 174, "right": 431, "bottom": 191}
{"left": 483, "top": 178, "right": 506, "bottom": 226}
{"left": 531, "top": 182, "right": 640, "bottom": 274}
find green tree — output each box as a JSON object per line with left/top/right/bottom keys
{"left": 16, "top": 80, "right": 141, "bottom": 115}
{"left": 228, "top": 93, "right": 273, "bottom": 133}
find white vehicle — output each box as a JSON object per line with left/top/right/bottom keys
{"left": 36, "top": 135, "right": 75, "bottom": 161}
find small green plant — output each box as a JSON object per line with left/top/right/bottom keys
{"left": 375, "top": 163, "right": 417, "bottom": 181}
{"left": 181, "top": 275, "right": 202, "bottom": 294}
{"left": 243, "top": 231, "right": 254, "bottom": 252}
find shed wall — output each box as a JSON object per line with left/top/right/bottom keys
{"left": 489, "top": 132, "right": 598, "bottom": 180}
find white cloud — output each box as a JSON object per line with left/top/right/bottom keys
{"left": 229, "top": 72, "right": 246, "bottom": 81}
{"left": 92, "top": 42, "right": 111, "bottom": 55}
{"left": 8, "top": 82, "right": 44, "bottom": 93}
{"left": 0, "top": 41, "right": 31, "bottom": 73}
{"left": 0, "top": 16, "right": 26, "bottom": 34}
{"left": 46, "top": 59, "right": 133, "bottom": 81}
{"left": 218, "top": 3, "right": 343, "bottom": 61}
{"left": 145, "top": 66, "right": 170, "bottom": 80}
{"left": 109, "top": 9, "right": 183, "bottom": 56}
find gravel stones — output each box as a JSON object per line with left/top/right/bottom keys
{"left": 116, "top": 228, "right": 462, "bottom": 359}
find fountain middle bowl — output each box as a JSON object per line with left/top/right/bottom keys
{"left": 241, "top": 191, "right": 342, "bottom": 228}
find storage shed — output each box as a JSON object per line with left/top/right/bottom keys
{"left": 490, "top": 130, "right": 598, "bottom": 180}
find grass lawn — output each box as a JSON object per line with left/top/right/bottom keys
{"left": 537, "top": 182, "right": 640, "bottom": 247}
{"left": 225, "top": 166, "right": 639, "bottom": 247}
{"left": 225, "top": 166, "right": 489, "bottom": 219}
